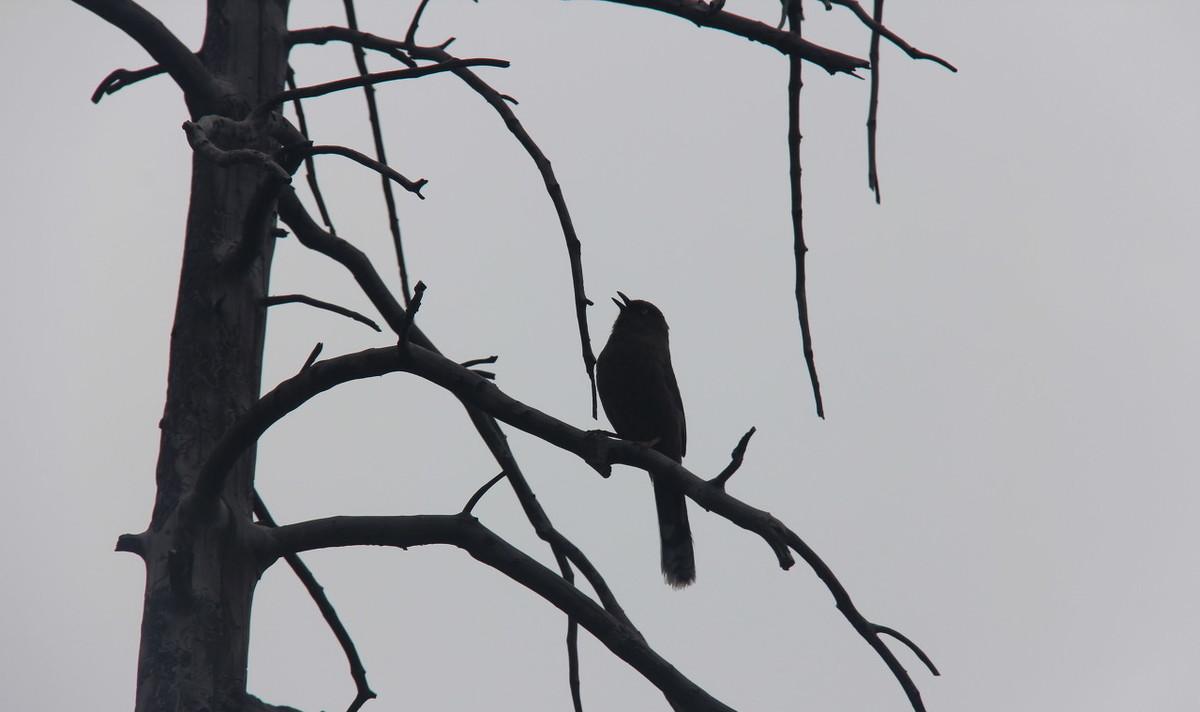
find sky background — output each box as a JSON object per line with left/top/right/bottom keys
{"left": 2, "top": 1, "right": 1199, "bottom": 710}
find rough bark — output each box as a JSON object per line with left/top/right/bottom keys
{"left": 133, "top": 2, "right": 290, "bottom": 711}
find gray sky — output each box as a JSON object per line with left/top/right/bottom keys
{"left": 2, "top": 1, "right": 1198, "bottom": 710}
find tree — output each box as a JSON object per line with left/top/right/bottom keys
{"left": 69, "top": 1, "right": 952, "bottom": 710}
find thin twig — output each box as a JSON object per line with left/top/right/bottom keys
{"left": 285, "top": 68, "right": 337, "bottom": 234}
{"left": 710, "top": 427, "right": 757, "bottom": 488}
{"left": 264, "top": 294, "right": 382, "bottom": 332}
{"left": 405, "top": 0, "right": 434, "bottom": 46}
{"left": 876, "top": 624, "right": 940, "bottom": 676}
{"left": 266, "top": 514, "right": 732, "bottom": 712}
{"left": 253, "top": 492, "right": 377, "bottom": 712}
{"left": 398, "top": 281, "right": 426, "bottom": 348}
{"left": 866, "top": 0, "right": 883, "bottom": 203}
{"left": 91, "top": 63, "right": 166, "bottom": 103}
{"left": 252, "top": 59, "right": 511, "bottom": 121}
{"left": 460, "top": 355, "right": 498, "bottom": 369}
{"left": 301, "top": 343, "right": 324, "bottom": 372}
{"left": 72, "top": 0, "right": 227, "bottom": 115}
{"left": 408, "top": 43, "right": 600, "bottom": 418}
{"left": 344, "top": 0, "right": 413, "bottom": 305}
{"left": 824, "top": 0, "right": 957, "bottom": 71}
{"left": 593, "top": 0, "right": 868, "bottom": 74}
{"left": 303, "top": 144, "right": 428, "bottom": 198}
{"left": 461, "top": 472, "right": 507, "bottom": 515}
{"left": 786, "top": 9, "right": 825, "bottom": 418}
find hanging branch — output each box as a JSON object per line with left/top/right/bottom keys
{"left": 289, "top": 26, "right": 601, "bottom": 420}
{"left": 866, "top": 0, "right": 884, "bottom": 203}
{"left": 785, "top": 6, "right": 825, "bottom": 418}
{"left": 285, "top": 68, "right": 337, "bottom": 234}
{"left": 343, "top": 0, "right": 413, "bottom": 305}
{"left": 253, "top": 493, "right": 377, "bottom": 712}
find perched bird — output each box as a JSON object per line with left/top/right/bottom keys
{"left": 597, "top": 292, "right": 695, "bottom": 588}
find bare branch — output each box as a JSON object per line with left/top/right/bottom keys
{"left": 593, "top": 0, "right": 869, "bottom": 74}
{"left": 372, "top": 340, "right": 933, "bottom": 711}
{"left": 406, "top": 0, "right": 434, "bottom": 45}
{"left": 294, "top": 143, "right": 428, "bottom": 198}
{"left": 710, "top": 427, "right": 756, "bottom": 488}
{"left": 253, "top": 493, "right": 376, "bottom": 712}
{"left": 263, "top": 294, "right": 382, "bottom": 332}
{"left": 876, "top": 624, "right": 940, "bottom": 677}
{"left": 866, "top": 0, "right": 884, "bottom": 203}
{"left": 398, "top": 281, "right": 427, "bottom": 348}
{"left": 408, "top": 43, "right": 600, "bottom": 419}
{"left": 301, "top": 343, "right": 324, "bottom": 372}
{"left": 253, "top": 59, "right": 512, "bottom": 122}
{"left": 287, "top": 27, "right": 601, "bottom": 418}
{"left": 460, "top": 355, "right": 498, "bottom": 369}
{"left": 824, "top": 0, "right": 957, "bottom": 71}
{"left": 192, "top": 346, "right": 407, "bottom": 507}
{"left": 461, "top": 471, "right": 507, "bottom": 515}
{"left": 72, "top": 0, "right": 227, "bottom": 114}
{"left": 91, "top": 63, "right": 167, "bottom": 103}
{"left": 263, "top": 514, "right": 734, "bottom": 712}
{"left": 343, "top": 0, "right": 414, "bottom": 305}
{"left": 285, "top": 69, "right": 337, "bottom": 234}
{"left": 786, "top": 10, "right": 825, "bottom": 419}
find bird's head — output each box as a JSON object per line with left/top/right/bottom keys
{"left": 611, "top": 291, "right": 670, "bottom": 337}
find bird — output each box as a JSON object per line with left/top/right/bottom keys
{"left": 596, "top": 292, "right": 695, "bottom": 588}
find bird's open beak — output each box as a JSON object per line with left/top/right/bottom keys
{"left": 612, "top": 291, "right": 631, "bottom": 311}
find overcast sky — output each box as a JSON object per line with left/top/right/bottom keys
{"left": 3, "top": 1, "right": 1199, "bottom": 710}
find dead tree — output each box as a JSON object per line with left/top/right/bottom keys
{"left": 74, "top": 1, "right": 954, "bottom": 710}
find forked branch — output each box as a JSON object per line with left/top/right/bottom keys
{"left": 262, "top": 514, "right": 733, "bottom": 712}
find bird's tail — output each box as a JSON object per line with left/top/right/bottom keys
{"left": 653, "top": 476, "right": 695, "bottom": 588}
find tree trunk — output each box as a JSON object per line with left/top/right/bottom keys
{"left": 133, "top": 3, "right": 290, "bottom": 710}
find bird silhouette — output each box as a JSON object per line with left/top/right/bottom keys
{"left": 597, "top": 292, "right": 694, "bottom": 588}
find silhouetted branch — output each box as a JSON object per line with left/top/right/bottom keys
{"left": 460, "top": 355, "right": 498, "bottom": 369}
{"left": 461, "top": 472, "right": 507, "bottom": 515}
{"left": 287, "top": 26, "right": 600, "bottom": 418}
{"left": 592, "top": 0, "right": 868, "bottom": 74}
{"left": 91, "top": 63, "right": 166, "bottom": 103}
{"left": 72, "top": 0, "right": 226, "bottom": 115}
{"left": 253, "top": 493, "right": 376, "bottom": 712}
{"left": 343, "top": 0, "right": 414, "bottom": 305}
{"left": 192, "top": 346, "right": 407, "bottom": 506}
{"left": 785, "top": 10, "right": 825, "bottom": 419}
{"left": 408, "top": 43, "right": 600, "bottom": 419}
{"left": 398, "top": 281, "right": 426, "bottom": 348}
{"left": 352, "top": 338, "right": 933, "bottom": 712}
{"left": 262, "top": 514, "right": 732, "bottom": 712}
{"left": 285, "top": 69, "right": 336, "bottom": 234}
{"left": 253, "top": 59, "right": 511, "bottom": 121}
{"left": 405, "top": 0, "right": 434, "bottom": 45}
{"left": 866, "top": 0, "right": 883, "bottom": 203}
{"left": 301, "top": 343, "right": 324, "bottom": 372}
{"left": 276, "top": 195, "right": 638, "bottom": 707}
{"left": 710, "top": 427, "right": 756, "bottom": 488}
{"left": 824, "top": 0, "right": 957, "bottom": 71}
{"left": 876, "top": 624, "right": 940, "bottom": 676}
{"left": 297, "top": 144, "right": 428, "bottom": 198}
{"left": 263, "top": 294, "right": 382, "bottom": 332}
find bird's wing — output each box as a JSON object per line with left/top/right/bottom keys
{"left": 661, "top": 354, "right": 686, "bottom": 459}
